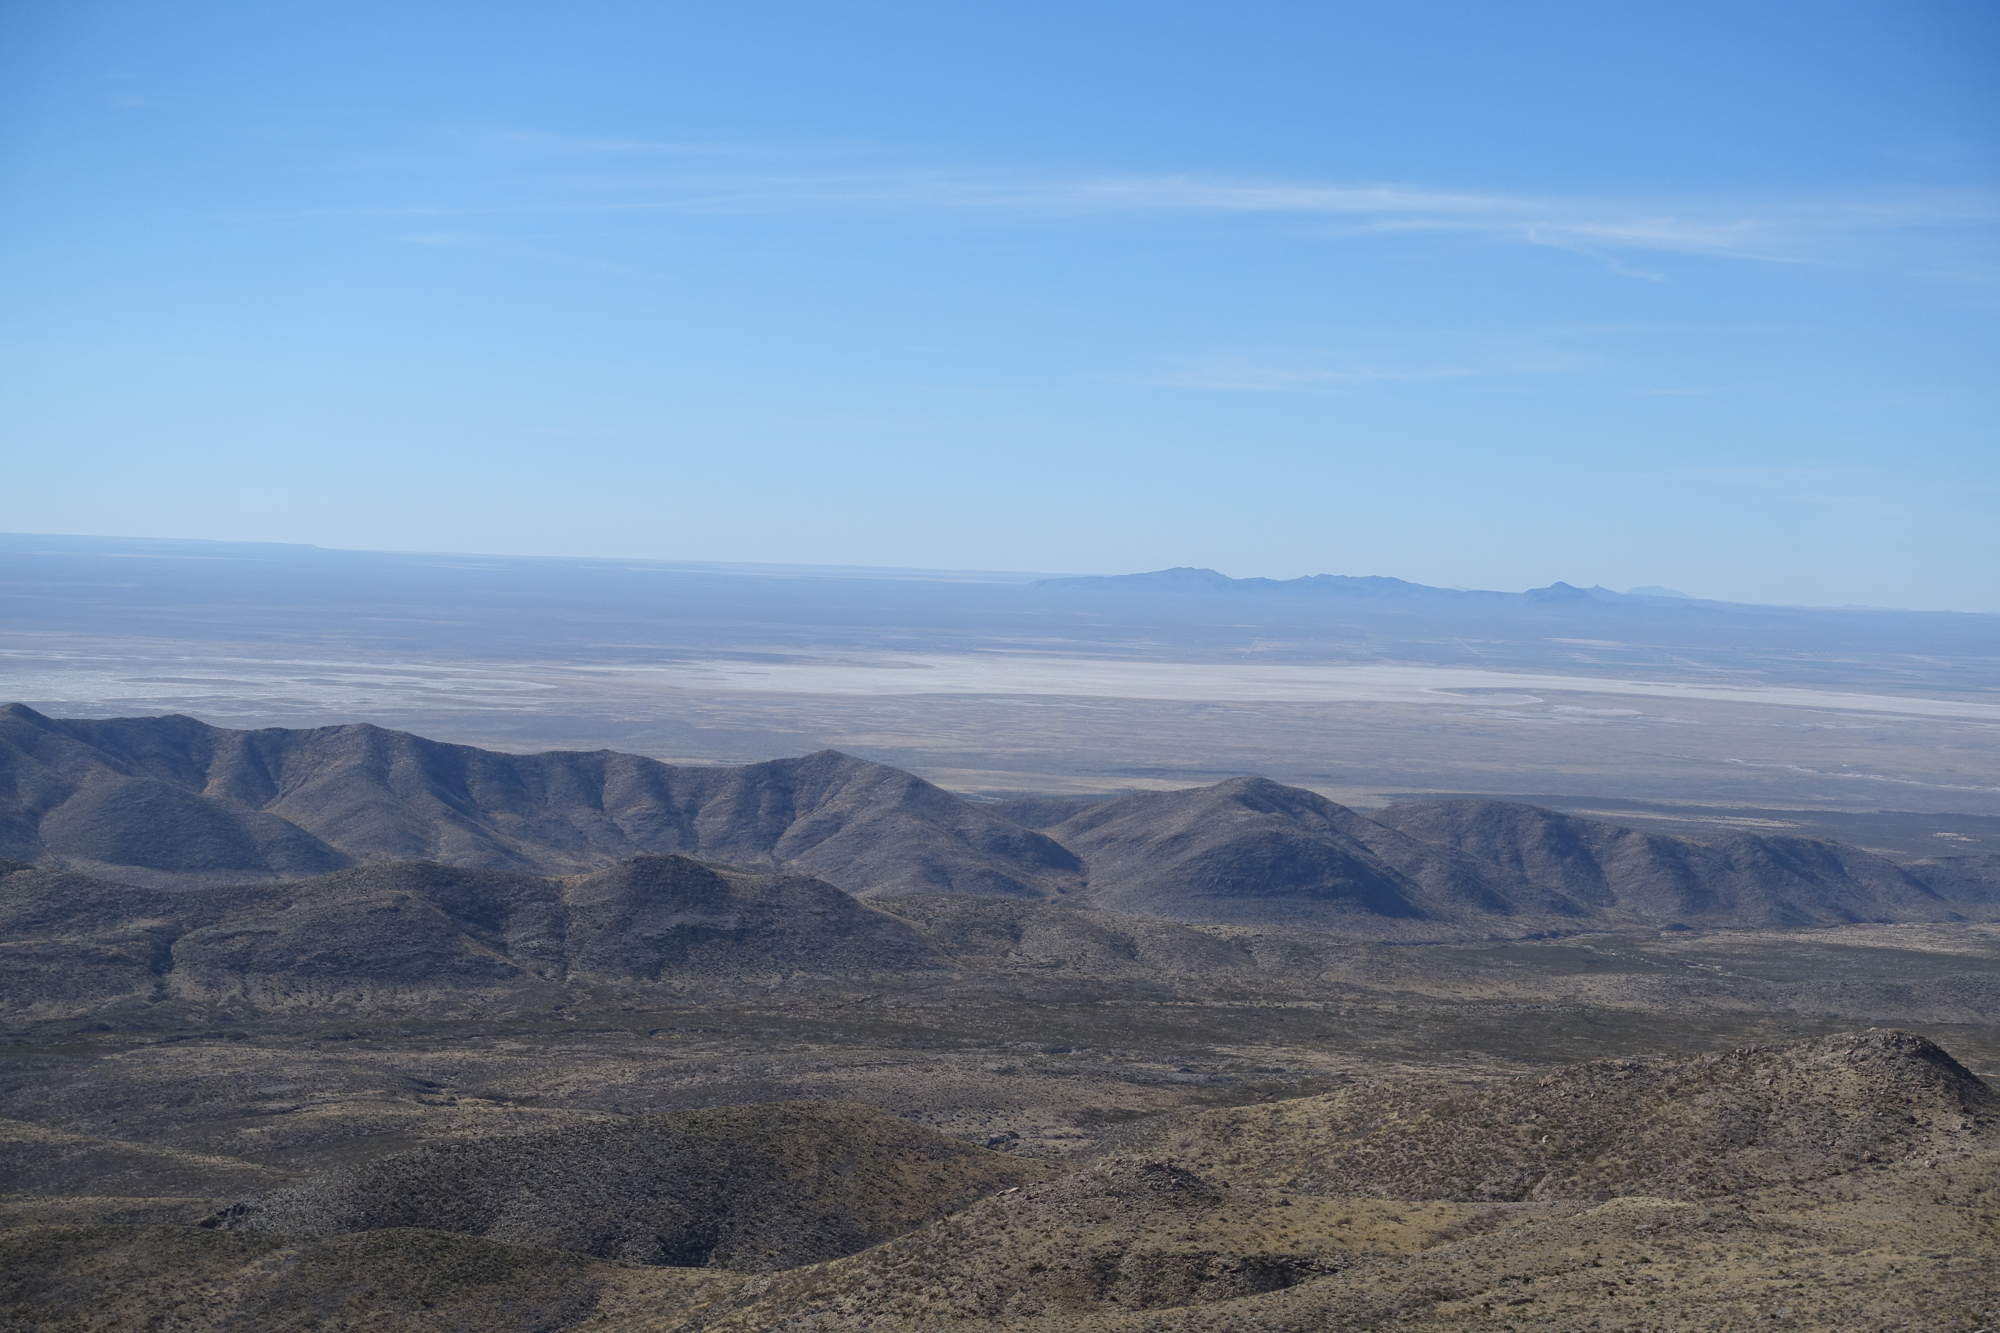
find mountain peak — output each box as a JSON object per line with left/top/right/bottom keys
{"left": 1523, "top": 580, "right": 1625, "bottom": 604}
{"left": 793, "top": 747, "right": 872, "bottom": 768}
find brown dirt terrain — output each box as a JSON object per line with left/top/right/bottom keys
{"left": 1120, "top": 1029, "right": 1998, "bottom": 1200}
{"left": 5, "top": 712, "right": 2000, "bottom": 1328}
{"left": 4, "top": 1032, "right": 1995, "bottom": 1332}
{"left": 211, "top": 1099, "right": 1053, "bottom": 1269}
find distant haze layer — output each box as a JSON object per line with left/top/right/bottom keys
{"left": 4, "top": 535, "right": 1997, "bottom": 827}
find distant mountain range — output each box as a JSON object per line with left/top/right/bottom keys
{"left": 1035, "top": 567, "right": 1699, "bottom": 605}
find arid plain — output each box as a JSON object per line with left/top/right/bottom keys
{"left": 6, "top": 535, "right": 1999, "bottom": 847}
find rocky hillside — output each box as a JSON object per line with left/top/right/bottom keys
{"left": 1126, "top": 1028, "right": 1999, "bottom": 1201}
{"left": 211, "top": 1100, "right": 1054, "bottom": 1269}
{"left": 6, "top": 1031, "right": 1997, "bottom": 1331}
{"left": 694, "top": 1030, "right": 2000, "bottom": 1331}
{"left": 712, "top": 1157, "right": 1492, "bottom": 1327}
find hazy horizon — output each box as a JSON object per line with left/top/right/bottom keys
{"left": 6, "top": 527, "right": 1999, "bottom": 614}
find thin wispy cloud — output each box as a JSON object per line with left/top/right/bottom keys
{"left": 1321, "top": 202, "right": 1948, "bottom": 268}
{"left": 1525, "top": 231, "right": 1671, "bottom": 282}
{"left": 790, "top": 173, "right": 1532, "bottom": 217}
{"left": 316, "top": 130, "right": 2000, "bottom": 277}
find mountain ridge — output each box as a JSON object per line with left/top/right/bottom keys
{"left": 5, "top": 707, "right": 1997, "bottom": 945}
{"left": 0, "top": 704, "right": 1079, "bottom": 899}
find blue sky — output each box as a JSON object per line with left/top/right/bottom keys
{"left": 3, "top": 1, "right": 1996, "bottom": 609}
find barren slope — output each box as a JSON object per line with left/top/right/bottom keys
{"left": 1377, "top": 797, "right": 1963, "bottom": 928}
{"left": 0, "top": 855, "right": 947, "bottom": 1016}
{"left": 1054, "top": 777, "right": 1572, "bottom": 930}
{"left": 213, "top": 1099, "right": 1055, "bottom": 1269}
{"left": 1128, "top": 1028, "right": 1999, "bottom": 1201}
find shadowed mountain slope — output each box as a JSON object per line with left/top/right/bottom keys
{"left": 695, "top": 1149, "right": 2000, "bottom": 1332}
{"left": 1909, "top": 853, "right": 2000, "bottom": 906}
{"left": 715, "top": 1157, "right": 1493, "bottom": 1327}
{"left": 213, "top": 1100, "right": 1055, "bottom": 1269}
{"left": 0, "top": 705, "right": 1078, "bottom": 897}
{"left": 0, "top": 1116, "right": 287, "bottom": 1203}
{"left": 0, "top": 855, "right": 946, "bottom": 1014}
{"left": 0, "top": 852, "right": 1368, "bottom": 1020}
{"left": 0, "top": 1223, "right": 722, "bottom": 1333}
{"left": 1128, "top": 1028, "right": 1999, "bottom": 1202}
{"left": 1051, "top": 778, "right": 1992, "bottom": 933}
{"left": 1053, "top": 777, "right": 1576, "bottom": 929}
{"left": 1374, "top": 797, "right": 1963, "bottom": 927}
{"left": 877, "top": 893, "right": 1259, "bottom": 976}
